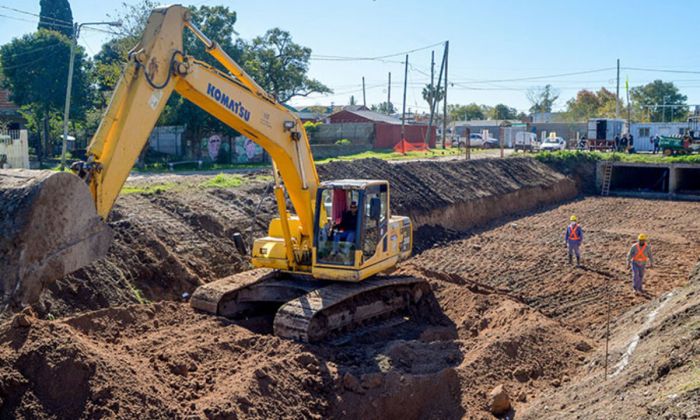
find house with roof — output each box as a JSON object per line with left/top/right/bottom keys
{"left": 327, "top": 108, "right": 436, "bottom": 148}
{"left": 0, "top": 89, "right": 25, "bottom": 130}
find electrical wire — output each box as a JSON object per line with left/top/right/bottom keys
{"left": 310, "top": 41, "right": 446, "bottom": 62}
{"left": 0, "top": 5, "right": 74, "bottom": 26}
{"left": 0, "top": 48, "right": 63, "bottom": 71}
{"left": 622, "top": 66, "right": 700, "bottom": 75}
{"left": 0, "top": 40, "right": 65, "bottom": 58}
{"left": 0, "top": 12, "right": 72, "bottom": 30}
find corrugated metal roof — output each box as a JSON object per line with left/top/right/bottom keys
{"left": 340, "top": 109, "right": 403, "bottom": 125}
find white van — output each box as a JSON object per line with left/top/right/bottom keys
{"left": 514, "top": 132, "right": 538, "bottom": 152}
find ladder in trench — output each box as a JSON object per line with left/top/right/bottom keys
{"left": 601, "top": 161, "right": 614, "bottom": 196}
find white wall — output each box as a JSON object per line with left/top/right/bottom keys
{"left": 0, "top": 129, "right": 30, "bottom": 168}
{"left": 630, "top": 123, "right": 688, "bottom": 152}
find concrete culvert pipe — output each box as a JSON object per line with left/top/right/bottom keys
{"left": 0, "top": 170, "right": 112, "bottom": 314}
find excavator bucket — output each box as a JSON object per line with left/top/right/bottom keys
{"left": 0, "top": 170, "right": 112, "bottom": 313}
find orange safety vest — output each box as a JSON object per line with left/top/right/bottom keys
{"left": 568, "top": 223, "right": 581, "bottom": 241}
{"left": 632, "top": 243, "right": 648, "bottom": 262}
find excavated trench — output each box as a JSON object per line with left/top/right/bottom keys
{"left": 676, "top": 167, "right": 700, "bottom": 195}
{"left": 1, "top": 157, "right": 629, "bottom": 418}
{"left": 610, "top": 166, "right": 670, "bottom": 193}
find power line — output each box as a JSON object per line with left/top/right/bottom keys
{"left": 0, "top": 11, "right": 73, "bottom": 30}
{"left": 0, "top": 40, "right": 66, "bottom": 58}
{"left": 0, "top": 5, "right": 74, "bottom": 26}
{"left": 310, "top": 41, "right": 445, "bottom": 62}
{"left": 449, "top": 67, "right": 616, "bottom": 85}
{"left": 623, "top": 66, "right": 700, "bottom": 75}
{"left": 0, "top": 48, "right": 62, "bottom": 71}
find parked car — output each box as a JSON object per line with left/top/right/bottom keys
{"left": 540, "top": 137, "right": 567, "bottom": 152}
{"left": 514, "top": 132, "right": 539, "bottom": 152}
{"left": 482, "top": 136, "right": 500, "bottom": 148}
{"left": 454, "top": 133, "right": 482, "bottom": 148}
{"left": 453, "top": 132, "right": 500, "bottom": 148}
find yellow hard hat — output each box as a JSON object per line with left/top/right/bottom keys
{"left": 570, "top": 215, "right": 577, "bottom": 222}
{"left": 638, "top": 233, "right": 648, "bottom": 241}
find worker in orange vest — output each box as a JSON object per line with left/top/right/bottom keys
{"left": 627, "top": 233, "right": 654, "bottom": 293}
{"left": 565, "top": 215, "right": 583, "bottom": 266}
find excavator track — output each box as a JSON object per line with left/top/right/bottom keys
{"left": 273, "top": 276, "right": 429, "bottom": 342}
{"left": 190, "top": 270, "right": 429, "bottom": 343}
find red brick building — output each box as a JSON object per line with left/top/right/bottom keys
{"left": 328, "top": 109, "right": 436, "bottom": 148}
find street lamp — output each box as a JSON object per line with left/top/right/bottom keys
{"left": 61, "top": 20, "right": 122, "bottom": 170}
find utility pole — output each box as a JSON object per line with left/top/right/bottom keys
{"left": 428, "top": 45, "right": 447, "bottom": 148}
{"left": 615, "top": 59, "right": 620, "bottom": 120}
{"left": 425, "top": 50, "right": 435, "bottom": 146}
{"left": 362, "top": 76, "right": 366, "bottom": 107}
{"left": 442, "top": 41, "right": 449, "bottom": 149}
{"left": 60, "top": 22, "right": 79, "bottom": 170}
{"left": 401, "top": 54, "right": 408, "bottom": 142}
{"left": 60, "top": 20, "right": 121, "bottom": 170}
{"left": 387, "top": 72, "right": 391, "bottom": 114}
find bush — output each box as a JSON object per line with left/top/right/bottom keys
{"left": 335, "top": 138, "right": 352, "bottom": 146}
{"left": 303, "top": 121, "right": 322, "bottom": 133}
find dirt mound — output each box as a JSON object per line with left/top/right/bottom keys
{"left": 318, "top": 156, "right": 575, "bottom": 215}
{"left": 0, "top": 268, "right": 590, "bottom": 419}
{"left": 0, "top": 303, "right": 331, "bottom": 418}
{"left": 35, "top": 179, "right": 277, "bottom": 319}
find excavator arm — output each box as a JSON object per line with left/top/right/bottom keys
{"left": 81, "top": 5, "right": 319, "bottom": 268}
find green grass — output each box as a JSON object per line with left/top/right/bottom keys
{"left": 532, "top": 150, "right": 700, "bottom": 165}
{"left": 316, "top": 147, "right": 465, "bottom": 164}
{"left": 129, "top": 284, "right": 150, "bottom": 305}
{"left": 198, "top": 173, "right": 245, "bottom": 189}
{"left": 120, "top": 182, "right": 178, "bottom": 195}
{"left": 119, "top": 173, "right": 273, "bottom": 196}
{"left": 253, "top": 174, "right": 274, "bottom": 183}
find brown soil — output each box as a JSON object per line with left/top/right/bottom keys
{"left": 1, "top": 158, "right": 699, "bottom": 418}
{"left": 522, "top": 261, "right": 700, "bottom": 419}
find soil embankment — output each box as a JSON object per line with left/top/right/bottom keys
{"left": 11, "top": 157, "right": 574, "bottom": 320}
{"left": 2, "top": 157, "right": 697, "bottom": 418}
{"left": 522, "top": 259, "right": 700, "bottom": 419}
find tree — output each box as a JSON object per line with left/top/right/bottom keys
{"left": 422, "top": 84, "right": 444, "bottom": 111}
{"left": 39, "top": 0, "right": 74, "bottom": 38}
{"left": 564, "top": 87, "right": 618, "bottom": 121}
{"left": 96, "top": 4, "right": 244, "bottom": 156}
{"left": 0, "top": 30, "right": 92, "bottom": 158}
{"left": 448, "top": 103, "right": 484, "bottom": 121}
{"left": 527, "top": 84, "right": 559, "bottom": 114}
{"left": 630, "top": 80, "right": 687, "bottom": 122}
{"left": 371, "top": 102, "right": 395, "bottom": 114}
{"left": 491, "top": 104, "right": 517, "bottom": 120}
{"left": 239, "top": 28, "right": 331, "bottom": 103}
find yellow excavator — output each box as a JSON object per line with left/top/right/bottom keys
{"left": 0, "top": 5, "right": 427, "bottom": 342}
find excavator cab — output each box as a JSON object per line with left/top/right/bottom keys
{"left": 312, "top": 180, "right": 409, "bottom": 281}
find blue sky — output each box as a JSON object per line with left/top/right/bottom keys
{"left": 2, "top": 0, "right": 700, "bottom": 113}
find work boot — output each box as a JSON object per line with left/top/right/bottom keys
{"left": 576, "top": 257, "right": 581, "bottom": 267}
{"left": 568, "top": 254, "right": 572, "bottom": 264}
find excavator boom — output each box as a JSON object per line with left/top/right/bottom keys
{"left": 0, "top": 5, "right": 419, "bottom": 341}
